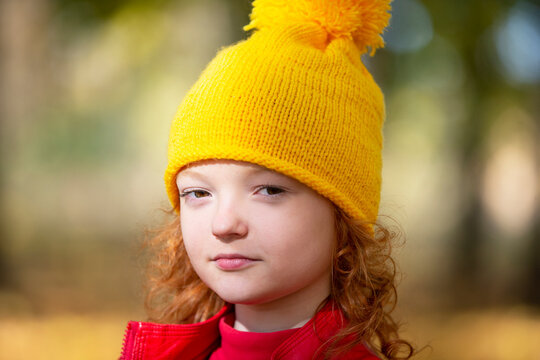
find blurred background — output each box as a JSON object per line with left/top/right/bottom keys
{"left": 0, "top": 0, "right": 538, "bottom": 359}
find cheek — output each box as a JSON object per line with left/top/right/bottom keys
{"left": 180, "top": 211, "right": 207, "bottom": 261}
{"left": 256, "top": 201, "right": 335, "bottom": 261}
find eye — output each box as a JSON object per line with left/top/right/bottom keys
{"left": 257, "top": 185, "right": 286, "bottom": 196}
{"left": 180, "top": 189, "right": 210, "bottom": 199}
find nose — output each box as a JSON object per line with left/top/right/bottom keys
{"left": 211, "top": 199, "right": 248, "bottom": 241}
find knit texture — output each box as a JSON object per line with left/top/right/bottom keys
{"left": 165, "top": 0, "right": 391, "bottom": 225}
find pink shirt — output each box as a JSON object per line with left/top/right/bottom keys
{"left": 209, "top": 313, "right": 299, "bottom": 360}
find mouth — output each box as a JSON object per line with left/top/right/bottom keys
{"left": 212, "top": 253, "right": 260, "bottom": 271}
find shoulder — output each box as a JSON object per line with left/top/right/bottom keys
{"left": 119, "top": 305, "right": 232, "bottom": 360}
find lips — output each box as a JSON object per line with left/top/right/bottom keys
{"left": 212, "top": 253, "right": 259, "bottom": 270}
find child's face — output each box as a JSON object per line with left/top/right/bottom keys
{"left": 176, "top": 159, "right": 336, "bottom": 307}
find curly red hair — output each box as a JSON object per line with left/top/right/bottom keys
{"left": 143, "top": 205, "right": 414, "bottom": 359}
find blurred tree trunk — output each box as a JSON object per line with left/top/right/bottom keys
{"left": 525, "top": 216, "right": 540, "bottom": 305}
{"left": 0, "top": 0, "right": 51, "bottom": 288}
{"left": 423, "top": 0, "right": 516, "bottom": 307}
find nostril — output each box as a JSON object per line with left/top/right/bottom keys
{"left": 212, "top": 228, "right": 248, "bottom": 242}
{"left": 211, "top": 213, "right": 248, "bottom": 241}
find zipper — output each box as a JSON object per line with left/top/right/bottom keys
{"left": 120, "top": 321, "right": 142, "bottom": 359}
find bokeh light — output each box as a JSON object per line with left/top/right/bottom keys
{"left": 384, "top": 0, "right": 433, "bottom": 53}
{"left": 494, "top": 1, "right": 540, "bottom": 84}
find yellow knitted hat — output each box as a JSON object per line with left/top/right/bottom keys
{"left": 165, "top": 0, "right": 391, "bottom": 225}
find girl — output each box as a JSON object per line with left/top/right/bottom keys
{"left": 120, "top": 0, "right": 414, "bottom": 359}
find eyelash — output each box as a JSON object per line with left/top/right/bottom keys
{"left": 179, "top": 189, "right": 209, "bottom": 199}
{"left": 258, "top": 184, "right": 286, "bottom": 196}
{"left": 179, "top": 185, "right": 286, "bottom": 199}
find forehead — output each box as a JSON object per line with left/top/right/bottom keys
{"left": 176, "top": 159, "right": 287, "bottom": 180}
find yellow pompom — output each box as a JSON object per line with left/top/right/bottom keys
{"left": 243, "top": 0, "right": 391, "bottom": 55}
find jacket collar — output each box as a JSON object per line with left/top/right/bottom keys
{"left": 120, "top": 300, "right": 377, "bottom": 360}
{"left": 120, "top": 305, "right": 232, "bottom": 360}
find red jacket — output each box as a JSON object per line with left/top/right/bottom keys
{"left": 120, "top": 302, "right": 380, "bottom": 360}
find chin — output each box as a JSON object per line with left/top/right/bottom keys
{"left": 214, "top": 287, "right": 275, "bottom": 305}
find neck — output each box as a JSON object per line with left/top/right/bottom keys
{"left": 233, "top": 281, "right": 330, "bottom": 333}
